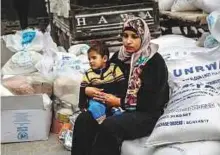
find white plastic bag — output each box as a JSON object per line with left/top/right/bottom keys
{"left": 153, "top": 141, "right": 220, "bottom": 155}
{"left": 35, "top": 32, "right": 59, "bottom": 78}
{"left": 2, "top": 29, "right": 44, "bottom": 53}
{"left": 2, "top": 51, "right": 42, "bottom": 75}
{"left": 68, "top": 44, "right": 90, "bottom": 56}
{"left": 146, "top": 85, "right": 220, "bottom": 146}
{"left": 194, "top": 0, "right": 220, "bottom": 13}
{"left": 204, "top": 35, "right": 220, "bottom": 48}
{"left": 158, "top": 0, "right": 175, "bottom": 11}
{"left": 42, "top": 93, "right": 52, "bottom": 110}
{"left": 53, "top": 52, "right": 88, "bottom": 75}
{"left": 171, "top": 0, "right": 198, "bottom": 12}
{"left": 207, "top": 10, "right": 220, "bottom": 42}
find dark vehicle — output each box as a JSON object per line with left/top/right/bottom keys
{"left": 1, "top": 0, "right": 49, "bottom": 35}
{"left": 50, "top": 0, "right": 161, "bottom": 49}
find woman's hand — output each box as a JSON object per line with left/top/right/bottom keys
{"left": 94, "top": 93, "right": 121, "bottom": 107}
{"left": 85, "top": 87, "right": 103, "bottom": 98}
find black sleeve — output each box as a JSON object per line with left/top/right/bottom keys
{"left": 110, "top": 52, "right": 130, "bottom": 108}
{"left": 78, "top": 86, "right": 89, "bottom": 110}
{"left": 136, "top": 53, "right": 170, "bottom": 116}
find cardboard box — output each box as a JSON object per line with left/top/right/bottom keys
{"left": 1, "top": 95, "right": 52, "bottom": 143}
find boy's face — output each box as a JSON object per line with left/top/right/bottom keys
{"left": 88, "top": 50, "right": 108, "bottom": 70}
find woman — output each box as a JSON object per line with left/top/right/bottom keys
{"left": 71, "top": 17, "right": 169, "bottom": 155}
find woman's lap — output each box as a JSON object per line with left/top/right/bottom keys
{"left": 72, "top": 111, "right": 158, "bottom": 155}
{"left": 101, "top": 111, "right": 158, "bottom": 140}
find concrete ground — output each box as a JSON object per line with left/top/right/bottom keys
{"left": 1, "top": 134, "right": 70, "bottom": 155}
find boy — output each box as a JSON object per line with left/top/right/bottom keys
{"left": 79, "top": 42, "right": 126, "bottom": 123}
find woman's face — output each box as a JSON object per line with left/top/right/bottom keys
{"left": 122, "top": 30, "right": 141, "bottom": 53}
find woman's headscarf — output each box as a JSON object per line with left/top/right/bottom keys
{"left": 118, "top": 17, "right": 158, "bottom": 111}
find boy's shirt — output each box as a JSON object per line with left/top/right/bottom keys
{"left": 79, "top": 63, "right": 126, "bottom": 110}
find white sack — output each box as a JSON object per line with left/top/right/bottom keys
{"left": 194, "top": 0, "right": 220, "bottom": 13}
{"left": 153, "top": 141, "right": 220, "bottom": 155}
{"left": 166, "top": 47, "right": 220, "bottom": 90}
{"left": 158, "top": 0, "right": 175, "bottom": 11}
{"left": 121, "top": 137, "right": 155, "bottom": 155}
{"left": 146, "top": 83, "right": 220, "bottom": 146}
{"left": 171, "top": 0, "right": 198, "bottom": 12}
{"left": 2, "top": 51, "right": 42, "bottom": 75}
{"left": 151, "top": 35, "right": 199, "bottom": 61}
{"left": 151, "top": 35, "right": 196, "bottom": 47}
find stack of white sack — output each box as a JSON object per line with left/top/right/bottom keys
{"left": 1, "top": 29, "right": 44, "bottom": 75}
{"left": 145, "top": 87, "right": 220, "bottom": 145}
{"left": 37, "top": 44, "right": 90, "bottom": 111}
{"left": 159, "top": 0, "right": 220, "bottom": 13}
{"left": 142, "top": 31, "right": 220, "bottom": 155}
{"left": 119, "top": 35, "right": 220, "bottom": 155}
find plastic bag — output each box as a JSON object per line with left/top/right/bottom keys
{"left": 68, "top": 44, "right": 90, "bottom": 56}
{"left": 207, "top": 10, "right": 220, "bottom": 42}
{"left": 2, "top": 51, "right": 42, "bottom": 75}
{"left": 35, "top": 32, "right": 59, "bottom": 78}
{"left": 2, "top": 29, "right": 44, "bottom": 53}
{"left": 204, "top": 35, "right": 220, "bottom": 48}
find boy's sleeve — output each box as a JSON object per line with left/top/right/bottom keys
{"left": 114, "top": 66, "right": 125, "bottom": 82}
{"left": 78, "top": 74, "right": 90, "bottom": 110}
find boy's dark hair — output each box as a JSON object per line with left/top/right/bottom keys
{"left": 88, "top": 41, "right": 109, "bottom": 60}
